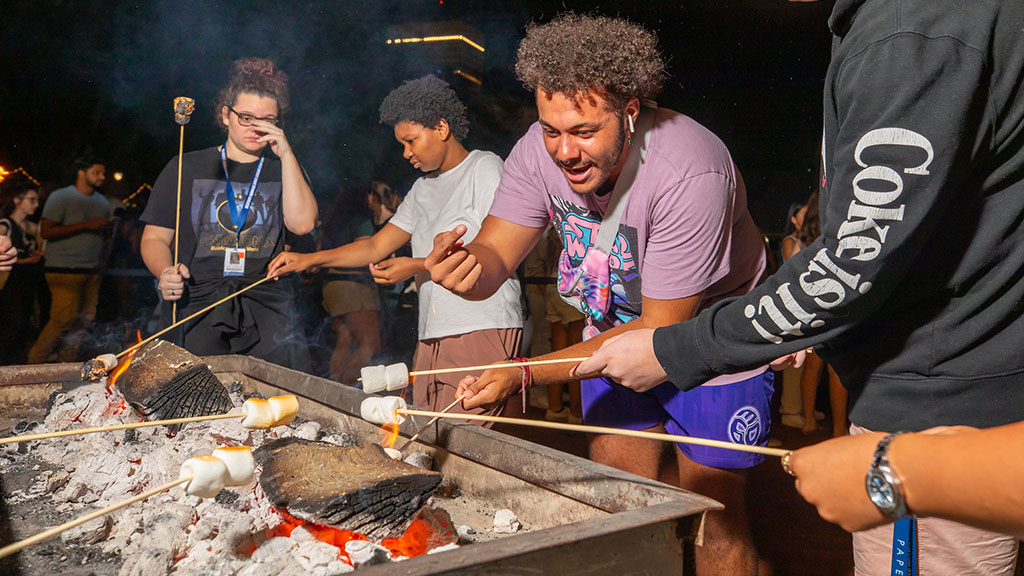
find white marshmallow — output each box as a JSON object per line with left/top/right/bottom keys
{"left": 359, "top": 396, "right": 408, "bottom": 426}
{"left": 241, "top": 398, "right": 275, "bottom": 429}
{"left": 385, "top": 363, "right": 409, "bottom": 391}
{"left": 361, "top": 365, "right": 387, "bottom": 394}
{"left": 179, "top": 455, "right": 227, "bottom": 498}
{"left": 211, "top": 446, "right": 255, "bottom": 486}
{"left": 98, "top": 353, "right": 119, "bottom": 371}
{"left": 383, "top": 447, "right": 402, "bottom": 460}
{"left": 268, "top": 395, "right": 299, "bottom": 426}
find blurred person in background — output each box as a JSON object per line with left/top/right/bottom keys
{"left": 319, "top": 185, "right": 382, "bottom": 383}
{"left": 0, "top": 181, "right": 49, "bottom": 364}
{"left": 27, "top": 157, "right": 112, "bottom": 363}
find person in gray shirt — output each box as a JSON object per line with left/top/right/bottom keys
{"left": 27, "top": 157, "right": 112, "bottom": 363}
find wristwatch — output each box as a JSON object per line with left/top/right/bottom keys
{"left": 865, "top": 432, "right": 911, "bottom": 518}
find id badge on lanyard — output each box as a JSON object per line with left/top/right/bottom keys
{"left": 220, "top": 144, "right": 264, "bottom": 277}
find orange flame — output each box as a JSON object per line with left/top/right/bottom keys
{"left": 379, "top": 421, "right": 400, "bottom": 449}
{"left": 107, "top": 330, "right": 142, "bottom": 392}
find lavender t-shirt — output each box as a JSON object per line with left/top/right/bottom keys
{"left": 490, "top": 107, "right": 765, "bottom": 332}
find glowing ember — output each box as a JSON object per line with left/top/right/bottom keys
{"left": 263, "top": 507, "right": 455, "bottom": 563}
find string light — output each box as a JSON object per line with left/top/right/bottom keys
{"left": 386, "top": 34, "right": 485, "bottom": 53}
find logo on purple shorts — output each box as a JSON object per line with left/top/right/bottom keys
{"left": 728, "top": 406, "right": 762, "bottom": 445}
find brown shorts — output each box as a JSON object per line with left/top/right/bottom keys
{"left": 412, "top": 328, "right": 523, "bottom": 427}
{"left": 850, "top": 423, "right": 1019, "bottom": 576}
{"left": 545, "top": 287, "right": 585, "bottom": 325}
{"left": 322, "top": 280, "right": 381, "bottom": 318}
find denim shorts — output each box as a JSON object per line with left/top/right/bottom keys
{"left": 581, "top": 369, "right": 774, "bottom": 469}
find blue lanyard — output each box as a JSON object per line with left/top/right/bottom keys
{"left": 891, "top": 517, "right": 916, "bottom": 576}
{"left": 220, "top": 144, "right": 265, "bottom": 242}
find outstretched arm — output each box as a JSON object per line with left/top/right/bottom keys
{"left": 268, "top": 223, "right": 411, "bottom": 277}
{"left": 790, "top": 422, "right": 1024, "bottom": 538}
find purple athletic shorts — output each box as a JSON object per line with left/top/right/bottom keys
{"left": 581, "top": 370, "right": 774, "bottom": 469}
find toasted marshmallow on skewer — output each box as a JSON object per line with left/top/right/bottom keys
{"left": 211, "top": 446, "right": 255, "bottom": 486}
{"left": 360, "top": 396, "right": 408, "bottom": 426}
{"left": 241, "top": 398, "right": 275, "bottom": 429}
{"left": 361, "top": 365, "right": 388, "bottom": 394}
{"left": 383, "top": 447, "right": 402, "bottom": 459}
{"left": 268, "top": 395, "right": 299, "bottom": 426}
{"left": 241, "top": 395, "right": 299, "bottom": 428}
{"left": 385, "top": 363, "right": 410, "bottom": 391}
{"left": 80, "top": 353, "right": 119, "bottom": 382}
{"left": 179, "top": 455, "right": 228, "bottom": 498}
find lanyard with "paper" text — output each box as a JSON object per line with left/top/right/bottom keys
{"left": 891, "top": 517, "right": 916, "bottom": 576}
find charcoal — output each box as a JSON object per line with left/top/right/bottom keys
{"left": 255, "top": 439, "right": 441, "bottom": 540}
{"left": 114, "top": 340, "right": 232, "bottom": 426}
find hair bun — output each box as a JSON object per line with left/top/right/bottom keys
{"left": 233, "top": 57, "right": 277, "bottom": 78}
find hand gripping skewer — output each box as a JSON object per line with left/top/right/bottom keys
{"left": 171, "top": 96, "right": 195, "bottom": 324}
{"left": 0, "top": 395, "right": 299, "bottom": 445}
{"left": 0, "top": 446, "right": 254, "bottom": 559}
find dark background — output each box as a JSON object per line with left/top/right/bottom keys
{"left": 0, "top": 0, "right": 835, "bottom": 234}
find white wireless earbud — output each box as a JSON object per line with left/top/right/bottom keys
{"left": 627, "top": 114, "right": 635, "bottom": 134}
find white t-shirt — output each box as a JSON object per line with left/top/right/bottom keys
{"left": 389, "top": 150, "right": 523, "bottom": 340}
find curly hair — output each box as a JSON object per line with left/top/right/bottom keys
{"left": 515, "top": 13, "right": 665, "bottom": 113}
{"left": 379, "top": 75, "right": 470, "bottom": 141}
{"left": 215, "top": 58, "right": 290, "bottom": 130}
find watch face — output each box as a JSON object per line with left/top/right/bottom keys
{"left": 867, "top": 473, "right": 895, "bottom": 509}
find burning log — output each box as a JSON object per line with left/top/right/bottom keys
{"left": 115, "top": 340, "right": 233, "bottom": 424}
{"left": 254, "top": 439, "right": 442, "bottom": 540}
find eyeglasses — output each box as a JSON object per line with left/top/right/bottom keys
{"left": 227, "top": 106, "right": 279, "bottom": 127}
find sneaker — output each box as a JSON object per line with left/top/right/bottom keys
{"left": 780, "top": 414, "right": 805, "bottom": 428}
{"left": 545, "top": 407, "right": 570, "bottom": 422}
{"left": 567, "top": 412, "right": 584, "bottom": 425}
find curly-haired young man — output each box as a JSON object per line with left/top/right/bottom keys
{"left": 269, "top": 75, "right": 523, "bottom": 417}
{"left": 140, "top": 57, "right": 317, "bottom": 369}
{"left": 425, "top": 14, "right": 768, "bottom": 575}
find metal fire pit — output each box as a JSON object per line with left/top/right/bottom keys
{"left": 0, "top": 357, "right": 719, "bottom": 575}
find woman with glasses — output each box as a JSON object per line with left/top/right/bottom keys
{"left": 139, "top": 57, "right": 317, "bottom": 369}
{"left": 0, "top": 181, "right": 48, "bottom": 364}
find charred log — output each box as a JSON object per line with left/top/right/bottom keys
{"left": 115, "top": 340, "right": 233, "bottom": 425}
{"left": 255, "top": 439, "right": 442, "bottom": 540}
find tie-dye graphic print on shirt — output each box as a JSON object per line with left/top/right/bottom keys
{"left": 549, "top": 194, "right": 641, "bottom": 335}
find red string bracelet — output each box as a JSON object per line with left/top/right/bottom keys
{"left": 513, "top": 357, "right": 531, "bottom": 413}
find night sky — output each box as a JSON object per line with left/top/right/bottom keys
{"left": 0, "top": 0, "right": 835, "bottom": 234}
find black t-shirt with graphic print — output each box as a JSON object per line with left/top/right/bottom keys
{"left": 142, "top": 146, "right": 285, "bottom": 284}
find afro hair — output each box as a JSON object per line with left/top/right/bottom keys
{"left": 515, "top": 13, "right": 665, "bottom": 112}
{"left": 378, "top": 75, "right": 470, "bottom": 141}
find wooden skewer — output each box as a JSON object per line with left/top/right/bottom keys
{"left": 172, "top": 122, "right": 185, "bottom": 325}
{"left": 396, "top": 395, "right": 463, "bottom": 452}
{"left": 358, "top": 357, "right": 589, "bottom": 382}
{"left": 0, "top": 413, "right": 243, "bottom": 445}
{"left": 397, "top": 408, "right": 790, "bottom": 458}
{"left": 117, "top": 275, "right": 274, "bottom": 358}
{"left": 0, "top": 476, "right": 190, "bottom": 559}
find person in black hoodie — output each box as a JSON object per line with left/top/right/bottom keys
{"left": 575, "top": 1, "right": 1024, "bottom": 573}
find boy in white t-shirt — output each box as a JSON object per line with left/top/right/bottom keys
{"left": 268, "top": 75, "right": 523, "bottom": 419}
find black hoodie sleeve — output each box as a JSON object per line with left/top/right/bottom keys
{"left": 653, "top": 31, "right": 991, "bottom": 390}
